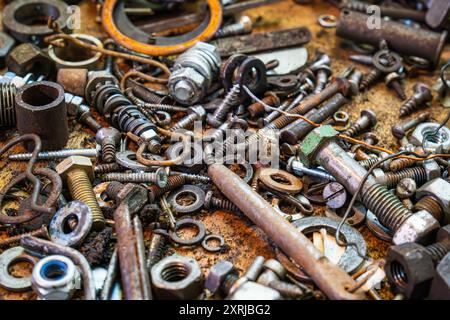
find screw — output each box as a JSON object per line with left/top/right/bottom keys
{"left": 170, "top": 105, "right": 206, "bottom": 131}
{"left": 175, "top": 173, "right": 211, "bottom": 184}
{"left": 8, "top": 148, "right": 98, "bottom": 161}
{"left": 147, "top": 175, "right": 187, "bottom": 203}
{"left": 389, "top": 146, "right": 423, "bottom": 172}
{"left": 102, "top": 168, "right": 168, "bottom": 187}
{"left": 94, "top": 162, "right": 124, "bottom": 174}
{"left": 385, "top": 72, "right": 406, "bottom": 100}
{"left": 399, "top": 83, "right": 433, "bottom": 117}
{"left": 395, "top": 178, "right": 417, "bottom": 200}
{"left": 323, "top": 182, "right": 347, "bottom": 209}
{"left": 373, "top": 167, "right": 427, "bottom": 188}
{"left": 358, "top": 157, "right": 381, "bottom": 170}
{"left": 215, "top": 15, "right": 253, "bottom": 38}
{"left": 313, "top": 65, "right": 332, "bottom": 95}
{"left": 287, "top": 157, "right": 336, "bottom": 181}
{"left": 207, "top": 84, "right": 241, "bottom": 128}
{"left": 204, "top": 191, "right": 241, "bottom": 213}
{"left": 348, "top": 69, "right": 363, "bottom": 95}
{"left": 349, "top": 54, "right": 374, "bottom": 66}
{"left": 343, "top": 109, "right": 377, "bottom": 137}
{"left": 392, "top": 112, "right": 430, "bottom": 139}
{"left": 0, "top": 226, "right": 49, "bottom": 248}
{"left": 56, "top": 156, "right": 105, "bottom": 230}
{"left": 360, "top": 68, "right": 383, "bottom": 91}
{"left": 96, "top": 127, "right": 121, "bottom": 163}
{"left": 247, "top": 92, "right": 280, "bottom": 118}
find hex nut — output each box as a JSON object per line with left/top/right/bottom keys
{"left": 428, "top": 252, "right": 450, "bottom": 300}
{"left": 422, "top": 159, "right": 440, "bottom": 181}
{"left": 31, "top": 255, "right": 81, "bottom": 300}
{"left": 410, "top": 122, "right": 450, "bottom": 153}
{"left": 298, "top": 125, "right": 339, "bottom": 167}
{"left": 151, "top": 255, "right": 204, "bottom": 300}
{"left": 57, "top": 68, "right": 88, "bottom": 97}
{"left": 56, "top": 156, "right": 94, "bottom": 182}
{"left": 416, "top": 178, "right": 450, "bottom": 222}
{"left": 0, "top": 31, "right": 15, "bottom": 69}
{"left": 392, "top": 210, "right": 440, "bottom": 245}
{"left": 6, "top": 43, "right": 55, "bottom": 78}
{"left": 205, "top": 260, "right": 238, "bottom": 295}
{"left": 385, "top": 242, "right": 435, "bottom": 299}
{"left": 436, "top": 224, "right": 450, "bottom": 243}
{"left": 65, "top": 93, "right": 83, "bottom": 117}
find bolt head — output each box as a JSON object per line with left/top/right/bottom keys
{"left": 174, "top": 80, "right": 194, "bottom": 102}
{"left": 393, "top": 210, "right": 440, "bottom": 245}
{"left": 396, "top": 178, "right": 416, "bottom": 199}
{"left": 205, "top": 260, "right": 238, "bottom": 295}
{"left": 363, "top": 132, "right": 379, "bottom": 145}
{"left": 298, "top": 125, "right": 339, "bottom": 167}
{"left": 361, "top": 109, "right": 377, "bottom": 126}
{"left": 188, "top": 105, "right": 206, "bottom": 120}
{"left": 155, "top": 167, "right": 168, "bottom": 188}
{"left": 413, "top": 83, "right": 432, "bottom": 101}
{"left": 239, "top": 16, "right": 253, "bottom": 32}
{"left": 56, "top": 156, "right": 94, "bottom": 182}
{"left": 95, "top": 127, "right": 121, "bottom": 145}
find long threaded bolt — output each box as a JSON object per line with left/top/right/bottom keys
{"left": 96, "top": 127, "right": 121, "bottom": 163}
{"left": 56, "top": 156, "right": 105, "bottom": 230}
{"left": 9, "top": 148, "right": 98, "bottom": 161}
{"left": 247, "top": 92, "right": 280, "bottom": 118}
{"left": 375, "top": 167, "right": 427, "bottom": 188}
{"left": 385, "top": 72, "right": 406, "bottom": 100}
{"left": 207, "top": 84, "right": 241, "bottom": 128}
{"left": 389, "top": 146, "right": 425, "bottom": 172}
{"left": 148, "top": 175, "right": 187, "bottom": 203}
{"left": 170, "top": 105, "right": 206, "bottom": 131}
{"left": 102, "top": 168, "right": 168, "bottom": 187}
{"left": 392, "top": 112, "right": 430, "bottom": 139}
{"left": 360, "top": 68, "right": 383, "bottom": 90}
{"left": 399, "top": 83, "right": 433, "bottom": 117}
{"left": 204, "top": 191, "right": 241, "bottom": 213}
{"left": 214, "top": 15, "right": 253, "bottom": 38}
{"left": 0, "top": 226, "right": 49, "bottom": 248}
{"left": 343, "top": 109, "right": 377, "bottom": 137}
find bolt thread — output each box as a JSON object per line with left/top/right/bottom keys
{"left": 414, "top": 196, "right": 443, "bottom": 222}
{"left": 391, "top": 81, "right": 407, "bottom": 100}
{"left": 81, "top": 114, "right": 102, "bottom": 132}
{"left": 399, "top": 98, "right": 418, "bottom": 117}
{"left": 9, "top": 149, "right": 98, "bottom": 161}
{"left": 102, "top": 172, "right": 159, "bottom": 183}
{"left": 132, "top": 85, "right": 165, "bottom": 104}
{"left": 267, "top": 280, "right": 304, "bottom": 299}
{"left": 101, "top": 142, "right": 116, "bottom": 163}
{"left": 389, "top": 158, "right": 415, "bottom": 172}
{"left": 385, "top": 167, "right": 427, "bottom": 188}
{"left": 0, "top": 83, "right": 17, "bottom": 127}
{"left": 426, "top": 241, "right": 450, "bottom": 265}
{"left": 209, "top": 84, "right": 240, "bottom": 125}
{"left": 343, "top": 1, "right": 368, "bottom": 12}
{"left": 343, "top": 123, "right": 363, "bottom": 137}
{"left": 179, "top": 173, "right": 211, "bottom": 183}
{"left": 148, "top": 175, "right": 186, "bottom": 201}
{"left": 170, "top": 113, "right": 198, "bottom": 131}
{"left": 146, "top": 139, "right": 162, "bottom": 153}
{"left": 0, "top": 226, "right": 48, "bottom": 248}
{"left": 147, "top": 233, "right": 166, "bottom": 268}
{"left": 208, "top": 195, "right": 240, "bottom": 212}
{"left": 362, "top": 183, "right": 413, "bottom": 231}
{"left": 215, "top": 23, "right": 246, "bottom": 38}
{"left": 360, "top": 69, "right": 382, "bottom": 91}
{"left": 67, "top": 169, "right": 105, "bottom": 230}
{"left": 222, "top": 274, "right": 239, "bottom": 295}
{"left": 358, "top": 157, "right": 380, "bottom": 170}
{"left": 94, "top": 162, "right": 123, "bottom": 174}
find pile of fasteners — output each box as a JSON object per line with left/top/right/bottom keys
{"left": 0, "top": 0, "right": 449, "bottom": 301}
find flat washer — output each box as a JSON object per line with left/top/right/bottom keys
{"left": 202, "top": 234, "right": 225, "bottom": 252}
{"left": 259, "top": 168, "right": 303, "bottom": 194}
{"left": 0, "top": 246, "right": 39, "bottom": 292}
{"left": 169, "top": 218, "right": 206, "bottom": 246}
{"left": 167, "top": 185, "right": 205, "bottom": 214}
{"left": 49, "top": 200, "right": 93, "bottom": 247}
{"left": 318, "top": 14, "right": 338, "bottom": 28}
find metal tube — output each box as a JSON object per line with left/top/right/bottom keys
{"left": 207, "top": 164, "right": 364, "bottom": 300}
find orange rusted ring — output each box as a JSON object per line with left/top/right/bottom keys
{"left": 102, "top": 0, "right": 223, "bottom": 56}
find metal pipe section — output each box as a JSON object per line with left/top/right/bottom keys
{"left": 207, "top": 163, "right": 364, "bottom": 300}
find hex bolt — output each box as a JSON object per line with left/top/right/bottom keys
{"left": 392, "top": 112, "right": 430, "bottom": 139}
{"left": 399, "top": 83, "right": 433, "bottom": 117}
{"left": 299, "top": 125, "right": 439, "bottom": 245}
{"left": 95, "top": 127, "right": 121, "bottom": 163}
{"left": 56, "top": 156, "right": 105, "bottom": 230}
{"left": 395, "top": 178, "right": 417, "bottom": 200}
{"left": 8, "top": 148, "right": 99, "bottom": 161}
{"left": 102, "top": 168, "right": 168, "bottom": 187}
{"left": 0, "top": 225, "right": 49, "bottom": 248}
{"left": 247, "top": 92, "right": 280, "bottom": 118}
{"left": 414, "top": 196, "right": 444, "bottom": 222}
{"left": 313, "top": 65, "right": 332, "bottom": 95}
{"left": 287, "top": 157, "right": 336, "bottom": 181}
{"left": 215, "top": 15, "right": 253, "bottom": 38}
{"left": 207, "top": 84, "right": 241, "bottom": 128}
{"left": 342, "top": 109, "right": 377, "bottom": 137}
{"left": 170, "top": 105, "right": 206, "bottom": 131}
{"left": 385, "top": 72, "right": 406, "bottom": 100}
{"left": 204, "top": 191, "right": 241, "bottom": 213}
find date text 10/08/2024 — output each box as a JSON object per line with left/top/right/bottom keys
{"left": 179, "top": 304, "right": 271, "bottom": 317}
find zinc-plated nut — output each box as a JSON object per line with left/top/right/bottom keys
{"left": 385, "top": 242, "right": 435, "bottom": 299}
{"left": 298, "top": 125, "right": 339, "bottom": 167}
{"left": 428, "top": 252, "right": 450, "bottom": 300}
{"left": 151, "top": 254, "right": 204, "bottom": 300}
{"left": 392, "top": 210, "right": 440, "bottom": 245}
{"left": 372, "top": 168, "right": 388, "bottom": 186}
{"left": 410, "top": 122, "right": 450, "bottom": 153}
{"left": 65, "top": 93, "right": 84, "bottom": 117}
{"left": 0, "top": 31, "right": 15, "bottom": 68}
{"left": 205, "top": 260, "right": 238, "bottom": 295}
{"left": 6, "top": 43, "right": 55, "bottom": 78}
{"left": 85, "top": 70, "right": 118, "bottom": 106}
{"left": 416, "top": 178, "right": 450, "bottom": 220}
{"left": 32, "top": 255, "right": 81, "bottom": 300}
{"left": 169, "top": 68, "right": 206, "bottom": 105}
{"left": 422, "top": 159, "right": 440, "bottom": 181}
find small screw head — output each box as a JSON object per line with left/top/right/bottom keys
{"left": 413, "top": 83, "right": 432, "bottom": 101}
{"left": 363, "top": 132, "right": 379, "bottom": 145}
{"left": 361, "top": 109, "right": 377, "bottom": 126}
{"left": 396, "top": 178, "right": 417, "bottom": 199}
{"left": 238, "top": 16, "right": 253, "bottom": 33}
{"left": 155, "top": 168, "right": 168, "bottom": 188}
{"left": 323, "top": 182, "right": 347, "bottom": 209}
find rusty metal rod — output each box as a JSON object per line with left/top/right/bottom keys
{"left": 207, "top": 164, "right": 364, "bottom": 300}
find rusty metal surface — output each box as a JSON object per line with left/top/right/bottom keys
{"left": 0, "top": 0, "right": 449, "bottom": 300}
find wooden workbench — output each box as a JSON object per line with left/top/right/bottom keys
{"left": 0, "top": 0, "right": 449, "bottom": 300}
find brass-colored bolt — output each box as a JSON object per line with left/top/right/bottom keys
{"left": 56, "top": 156, "right": 105, "bottom": 230}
